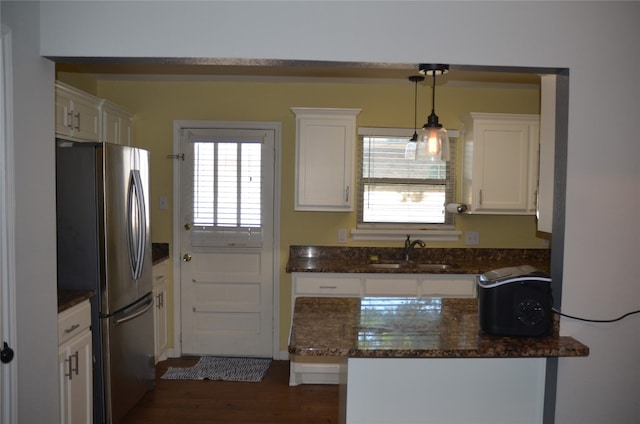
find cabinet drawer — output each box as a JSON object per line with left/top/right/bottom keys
{"left": 294, "top": 276, "right": 361, "bottom": 296}
{"left": 58, "top": 300, "right": 91, "bottom": 346}
{"left": 364, "top": 278, "right": 419, "bottom": 296}
{"left": 420, "top": 278, "right": 476, "bottom": 298}
{"left": 153, "top": 260, "right": 168, "bottom": 286}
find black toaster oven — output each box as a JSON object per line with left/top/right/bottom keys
{"left": 477, "top": 265, "right": 552, "bottom": 337}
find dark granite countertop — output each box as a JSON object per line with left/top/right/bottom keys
{"left": 289, "top": 297, "right": 589, "bottom": 359}
{"left": 152, "top": 242, "right": 170, "bottom": 264}
{"left": 58, "top": 289, "right": 95, "bottom": 313}
{"left": 286, "top": 245, "right": 550, "bottom": 275}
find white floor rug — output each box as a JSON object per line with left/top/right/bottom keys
{"left": 161, "top": 356, "right": 272, "bottom": 382}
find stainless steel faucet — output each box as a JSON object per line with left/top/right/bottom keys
{"left": 403, "top": 235, "right": 425, "bottom": 261}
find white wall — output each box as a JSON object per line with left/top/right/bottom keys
{"left": 1, "top": 2, "right": 58, "bottom": 422}
{"left": 14, "top": 1, "right": 640, "bottom": 422}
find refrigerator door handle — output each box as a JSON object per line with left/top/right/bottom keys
{"left": 113, "top": 296, "right": 154, "bottom": 326}
{"left": 127, "top": 169, "right": 147, "bottom": 280}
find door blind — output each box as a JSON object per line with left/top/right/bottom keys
{"left": 185, "top": 129, "right": 264, "bottom": 247}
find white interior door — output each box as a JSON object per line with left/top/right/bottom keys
{"left": 179, "top": 126, "right": 275, "bottom": 357}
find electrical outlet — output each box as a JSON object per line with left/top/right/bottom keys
{"left": 465, "top": 231, "right": 480, "bottom": 245}
{"left": 337, "top": 228, "right": 348, "bottom": 244}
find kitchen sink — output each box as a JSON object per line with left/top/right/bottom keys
{"left": 367, "top": 261, "right": 457, "bottom": 270}
{"left": 368, "top": 263, "right": 403, "bottom": 269}
{"left": 417, "top": 263, "right": 456, "bottom": 270}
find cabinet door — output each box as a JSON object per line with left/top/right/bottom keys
{"left": 463, "top": 113, "right": 539, "bottom": 215}
{"left": 153, "top": 261, "right": 169, "bottom": 362}
{"left": 420, "top": 275, "right": 477, "bottom": 298}
{"left": 119, "top": 115, "right": 133, "bottom": 146}
{"left": 537, "top": 75, "right": 556, "bottom": 232}
{"left": 58, "top": 345, "right": 70, "bottom": 424}
{"left": 59, "top": 329, "right": 93, "bottom": 424}
{"left": 55, "top": 83, "right": 101, "bottom": 142}
{"left": 474, "top": 121, "right": 531, "bottom": 212}
{"left": 153, "top": 281, "right": 168, "bottom": 362}
{"left": 71, "top": 96, "right": 101, "bottom": 142}
{"left": 363, "top": 277, "right": 419, "bottom": 296}
{"left": 102, "top": 107, "right": 120, "bottom": 144}
{"left": 102, "top": 102, "right": 133, "bottom": 145}
{"left": 292, "top": 108, "right": 361, "bottom": 211}
{"left": 55, "top": 93, "right": 73, "bottom": 137}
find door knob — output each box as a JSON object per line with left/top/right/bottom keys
{"left": 1, "top": 341, "right": 15, "bottom": 364}
{"left": 184, "top": 223, "right": 191, "bottom": 230}
{"left": 183, "top": 254, "right": 192, "bottom": 262}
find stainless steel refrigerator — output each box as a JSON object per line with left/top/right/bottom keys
{"left": 56, "top": 140, "right": 155, "bottom": 424}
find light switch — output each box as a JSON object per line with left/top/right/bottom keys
{"left": 159, "top": 196, "right": 168, "bottom": 210}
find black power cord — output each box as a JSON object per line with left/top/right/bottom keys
{"left": 552, "top": 308, "right": 640, "bottom": 323}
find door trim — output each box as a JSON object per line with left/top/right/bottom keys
{"left": 0, "top": 24, "right": 17, "bottom": 424}
{"left": 171, "top": 120, "right": 282, "bottom": 359}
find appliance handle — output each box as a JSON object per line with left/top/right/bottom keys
{"left": 113, "top": 296, "right": 154, "bottom": 326}
{"left": 127, "top": 170, "right": 147, "bottom": 280}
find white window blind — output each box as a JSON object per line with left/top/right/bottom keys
{"left": 358, "top": 131, "right": 456, "bottom": 226}
{"left": 186, "top": 129, "right": 264, "bottom": 247}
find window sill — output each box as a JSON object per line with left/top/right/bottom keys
{"left": 350, "top": 228, "right": 461, "bottom": 243}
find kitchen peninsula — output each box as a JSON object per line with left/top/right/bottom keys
{"left": 286, "top": 246, "right": 589, "bottom": 424}
{"left": 289, "top": 297, "right": 588, "bottom": 424}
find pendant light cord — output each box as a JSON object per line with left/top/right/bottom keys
{"left": 431, "top": 71, "right": 436, "bottom": 115}
{"left": 408, "top": 75, "right": 424, "bottom": 140}
{"left": 414, "top": 79, "right": 418, "bottom": 135}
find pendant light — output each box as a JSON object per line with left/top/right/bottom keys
{"left": 405, "top": 75, "right": 424, "bottom": 159}
{"left": 416, "top": 63, "right": 450, "bottom": 162}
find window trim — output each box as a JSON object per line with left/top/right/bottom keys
{"left": 355, "top": 127, "right": 461, "bottom": 242}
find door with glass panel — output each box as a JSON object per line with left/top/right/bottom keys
{"left": 180, "top": 128, "right": 274, "bottom": 357}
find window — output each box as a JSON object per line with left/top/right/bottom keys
{"left": 184, "top": 128, "right": 266, "bottom": 248}
{"left": 358, "top": 128, "right": 456, "bottom": 228}
{"left": 193, "top": 141, "right": 261, "bottom": 228}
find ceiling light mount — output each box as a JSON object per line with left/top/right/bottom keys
{"left": 418, "top": 63, "right": 449, "bottom": 77}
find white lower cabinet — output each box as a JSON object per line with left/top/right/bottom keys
{"left": 152, "top": 260, "right": 169, "bottom": 363}
{"left": 289, "top": 272, "right": 477, "bottom": 385}
{"left": 58, "top": 300, "right": 92, "bottom": 424}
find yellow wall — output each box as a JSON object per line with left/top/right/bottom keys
{"left": 58, "top": 74, "right": 543, "bottom": 353}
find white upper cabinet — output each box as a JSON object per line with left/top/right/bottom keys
{"left": 55, "top": 82, "right": 101, "bottom": 142}
{"left": 101, "top": 100, "right": 133, "bottom": 145}
{"left": 461, "top": 113, "right": 540, "bottom": 215}
{"left": 292, "top": 107, "right": 361, "bottom": 211}
{"left": 537, "top": 75, "right": 557, "bottom": 233}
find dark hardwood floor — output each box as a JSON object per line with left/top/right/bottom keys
{"left": 121, "top": 358, "right": 340, "bottom": 424}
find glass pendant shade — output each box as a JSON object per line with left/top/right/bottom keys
{"left": 417, "top": 123, "right": 449, "bottom": 162}
{"left": 404, "top": 139, "right": 418, "bottom": 159}
{"left": 418, "top": 63, "right": 449, "bottom": 162}
{"left": 416, "top": 63, "right": 450, "bottom": 162}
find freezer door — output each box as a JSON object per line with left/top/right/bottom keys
{"left": 102, "top": 293, "right": 155, "bottom": 423}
